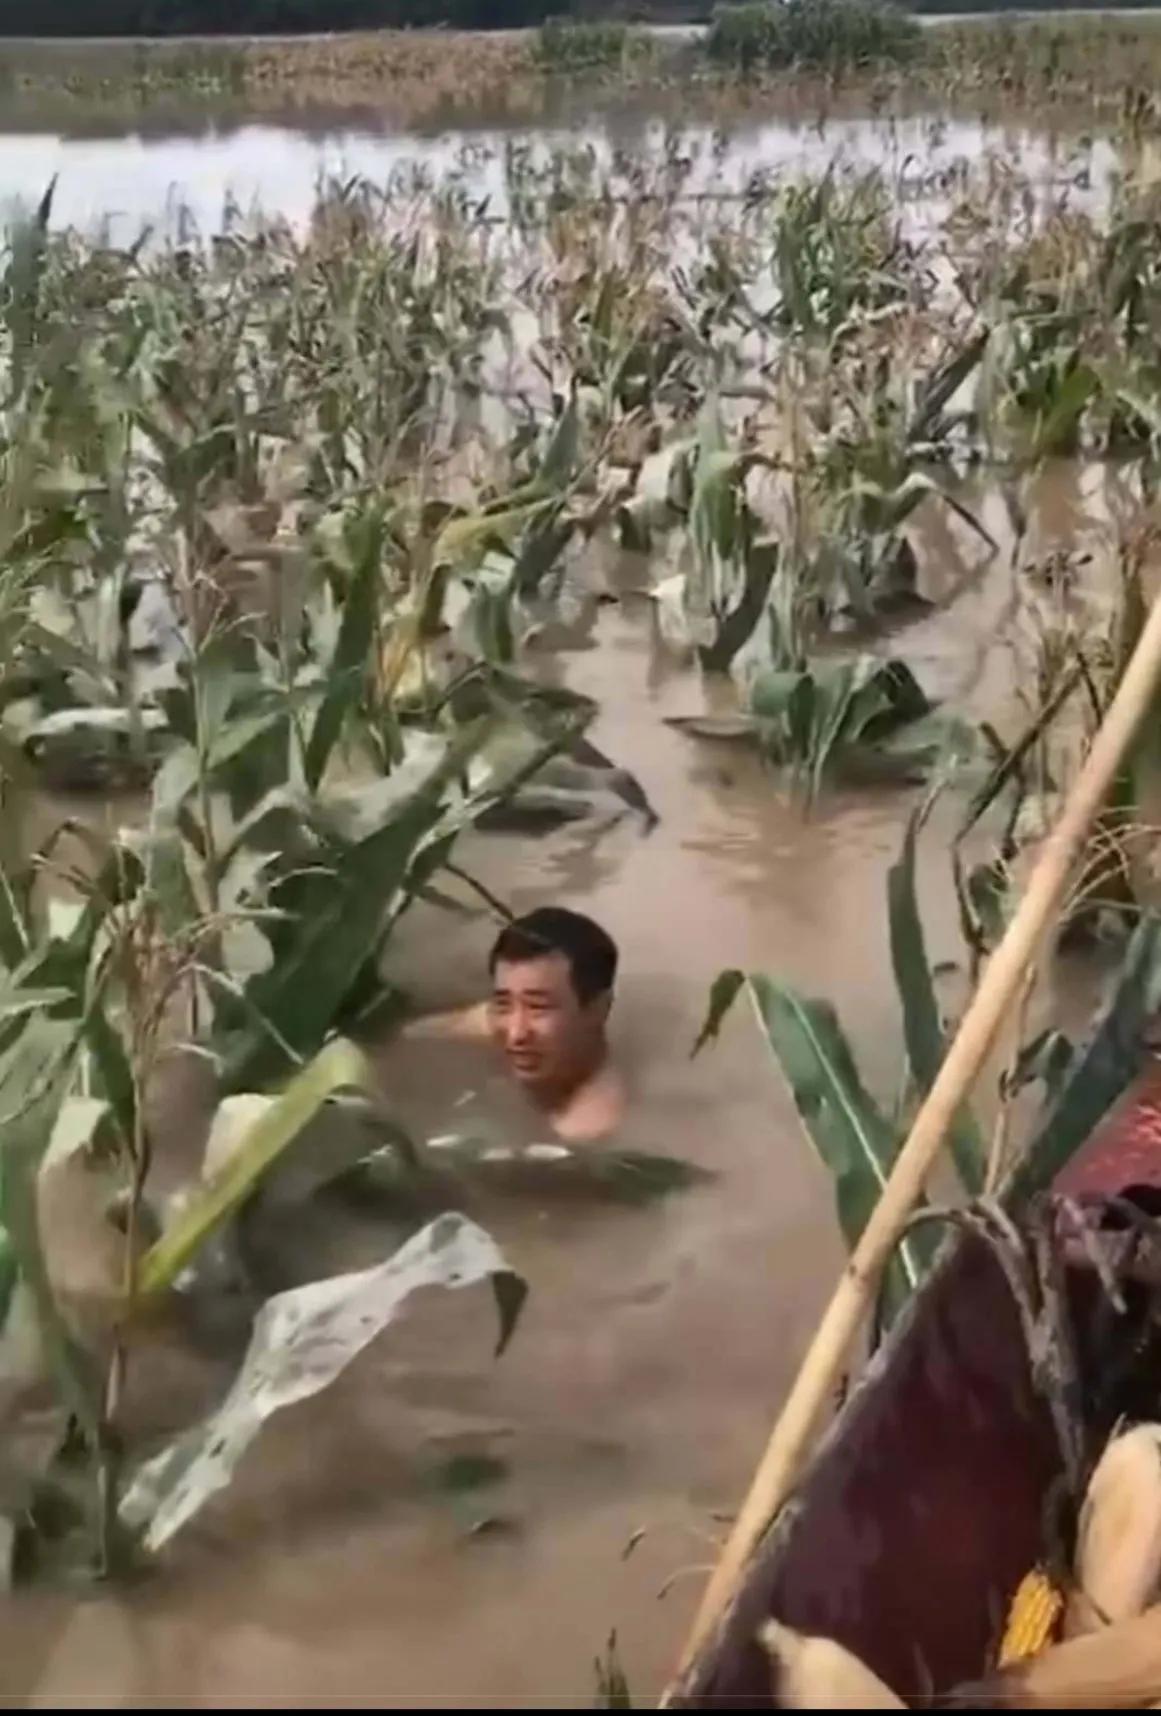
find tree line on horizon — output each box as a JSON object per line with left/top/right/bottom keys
{"left": 0, "top": 0, "right": 1149, "bottom": 38}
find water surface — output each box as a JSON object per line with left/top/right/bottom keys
{"left": 0, "top": 97, "right": 1129, "bottom": 1710}
{"left": 0, "top": 108, "right": 1113, "bottom": 238}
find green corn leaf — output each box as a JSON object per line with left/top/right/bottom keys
{"left": 305, "top": 511, "right": 383, "bottom": 791}
{"left": 137, "top": 1036, "right": 372, "bottom": 1301}
{"left": 695, "top": 970, "right": 931, "bottom": 1304}
{"left": 887, "top": 809, "right": 984, "bottom": 1195}
{"left": 0, "top": 1017, "right": 99, "bottom": 1436}
{"left": 1010, "top": 914, "right": 1161, "bottom": 1202}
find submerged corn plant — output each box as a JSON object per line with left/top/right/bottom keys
{"left": 695, "top": 797, "right": 1161, "bottom": 1326}
{"left": 694, "top": 803, "right": 982, "bottom": 1321}
{"left": 0, "top": 184, "right": 609, "bottom": 1587}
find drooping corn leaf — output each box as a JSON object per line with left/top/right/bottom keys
{"left": 888, "top": 808, "right": 984, "bottom": 1194}
{"left": 910, "top": 329, "right": 990, "bottom": 442}
{"left": 694, "top": 971, "right": 931, "bottom": 1303}
{"left": 684, "top": 404, "right": 778, "bottom": 672}
{"left": 304, "top": 507, "right": 384, "bottom": 791}
{"left": 137, "top": 1037, "right": 372, "bottom": 1300}
{"left": 217, "top": 788, "right": 447, "bottom": 1091}
{"left": 121, "top": 1213, "right": 527, "bottom": 1553}
{"left": 0, "top": 1017, "right": 99, "bottom": 1436}
{"left": 536, "top": 385, "right": 580, "bottom": 491}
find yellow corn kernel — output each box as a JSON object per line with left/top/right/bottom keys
{"left": 999, "top": 1567, "right": 1065, "bottom": 1666}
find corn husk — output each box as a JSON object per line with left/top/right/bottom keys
{"left": 757, "top": 1619, "right": 905, "bottom": 1709}
{"left": 950, "top": 1603, "right": 1161, "bottom": 1707}
{"left": 1067, "top": 1423, "right": 1161, "bottom": 1637}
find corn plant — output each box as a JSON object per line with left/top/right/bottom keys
{"left": 696, "top": 809, "right": 1161, "bottom": 1326}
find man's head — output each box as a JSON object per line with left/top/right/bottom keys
{"left": 488, "top": 907, "right": 618, "bottom": 1099}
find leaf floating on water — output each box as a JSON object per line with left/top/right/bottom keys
{"left": 664, "top": 714, "right": 758, "bottom": 743}
{"left": 621, "top": 1526, "right": 647, "bottom": 1562}
{"left": 464, "top": 1514, "right": 520, "bottom": 1542}
{"left": 427, "top": 1137, "right": 709, "bottom": 1204}
{"left": 349, "top": 1133, "right": 708, "bottom": 1209}
{"left": 120, "top": 1213, "right": 527, "bottom": 1554}
{"left": 433, "top": 1452, "right": 509, "bottom": 1494}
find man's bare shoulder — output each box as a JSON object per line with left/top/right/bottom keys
{"left": 550, "top": 1059, "right": 626, "bottom": 1142}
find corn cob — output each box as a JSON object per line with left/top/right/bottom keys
{"left": 948, "top": 1601, "right": 1161, "bottom": 1707}
{"left": 1000, "top": 1568, "right": 1065, "bottom": 1665}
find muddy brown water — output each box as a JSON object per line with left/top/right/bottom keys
{"left": 1, "top": 497, "right": 1117, "bottom": 1708}
{"left": 0, "top": 106, "right": 1138, "bottom": 1705}
{"left": 4, "top": 598, "right": 908, "bottom": 1708}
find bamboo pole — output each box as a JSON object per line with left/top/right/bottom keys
{"left": 665, "top": 587, "right": 1161, "bottom": 1700}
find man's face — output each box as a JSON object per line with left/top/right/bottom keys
{"left": 488, "top": 952, "right": 607, "bottom": 1094}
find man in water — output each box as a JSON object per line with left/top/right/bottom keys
{"left": 406, "top": 907, "right": 625, "bottom": 1142}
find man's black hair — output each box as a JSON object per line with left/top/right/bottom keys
{"left": 489, "top": 907, "right": 618, "bottom": 1005}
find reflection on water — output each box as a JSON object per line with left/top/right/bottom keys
{"left": 0, "top": 108, "right": 1117, "bottom": 239}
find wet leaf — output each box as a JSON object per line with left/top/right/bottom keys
{"left": 664, "top": 714, "right": 758, "bottom": 743}
{"left": 694, "top": 971, "right": 931, "bottom": 1298}
{"left": 304, "top": 510, "right": 382, "bottom": 791}
{"left": 137, "top": 1038, "right": 372, "bottom": 1300}
{"left": 537, "top": 386, "right": 579, "bottom": 490}
{"left": 220, "top": 789, "right": 448, "bottom": 1090}
{"left": 910, "top": 329, "right": 990, "bottom": 442}
{"left": 594, "top": 1629, "right": 633, "bottom": 1710}
{"left": 1030, "top": 362, "right": 1100, "bottom": 458}
{"left": 0, "top": 1221, "right": 15, "bottom": 1333}
{"left": 120, "top": 1213, "right": 527, "bottom": 1553}
{"left": 432, "top": 1453, "right": 508, "bottom": 1494}
{"left": 1011, "top": 914, "right": 1161, "bottom": 1200}
{"left": 0, "top": 1019, "right": 99, "bottom": 1437}
{"left": 1006, "top": 1028, "right": 1074, "bottom": 1103}
{"left": 353, "top": 1134, "right": 707, "bottom": 1208}
{"left": 888, "top": 809, "right": 984, "bottom": 1194}
{"left": 749, "top": 656, "right": 935, "bottom": 799}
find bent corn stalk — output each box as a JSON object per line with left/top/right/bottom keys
{"left": 665, "top": 582, "right": 1161, "bottom": 1698}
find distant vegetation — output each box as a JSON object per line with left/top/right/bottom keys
{"left": 0, "top": 0, "right": 570, "bottom": 32}
{"left": 918, "top": 0, "right": 1161, "bottom": 9}
{"left": 705, "top": 0, "right": 920, "bottom": 70}
{"left": 533, "top": 16, "right": 647, "bottom": 67}
{"left": 0, "top": 0, "right": 1158, "bottom": 36}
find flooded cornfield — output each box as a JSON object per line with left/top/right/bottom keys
{"left": 2, "top": 19, "right": 1161, "bottom": 1707}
